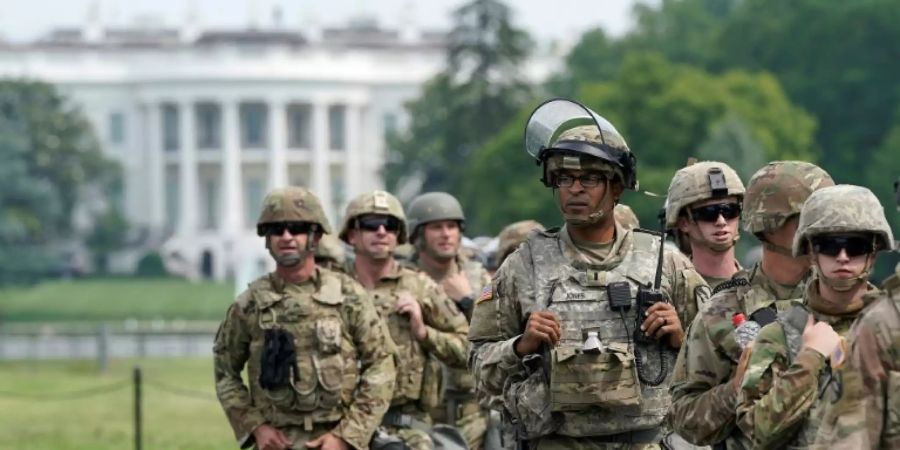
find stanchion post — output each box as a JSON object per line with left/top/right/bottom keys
{"left": 133, "top": 366, "right": 142, "bottom": 450}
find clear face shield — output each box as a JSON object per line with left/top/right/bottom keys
{"left": 524, "top": 98, "right": 637, "bottom": 190}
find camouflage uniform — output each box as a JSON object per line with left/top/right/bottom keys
{"left": 469, "top": 99, "right": 709, "bottom": 449}
{"left": 664, "top": 161, "right": 745, "bottom": 292}
{"left": 615, "top": 204, "right": 640, "bottom": 231}
{"left": 341, "top": 191, "right": 471, "bottom": 450}
{"left": 407, "top": 191, "right": 493, "bottom": 450}
{"left": 809, "top": 178, "right": 900, "bottom": 449}
{"left": 669, "top": 161, "right": 833, "bottom": 450}
{"left": 735, "top": 185, "right": 894, "bottom": 449}
{"left": 214, "top": 187, "right": 396, "bottom": 450}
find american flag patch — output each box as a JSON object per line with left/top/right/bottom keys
{"left": 477, "top": 284, "right": 493, "bottom": 304}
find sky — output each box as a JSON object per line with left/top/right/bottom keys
{"left": 0, "top": 0, "right": 650, "bottom": 46}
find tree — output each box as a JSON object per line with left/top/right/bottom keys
{"left": 0, "top": 80, "right": 119, "bottom": 284}
{"left": 462, "top": 53, "right": 817, "bottom": 234}
{"left": 385, "top": 0, "right": 533, "bottom": 197}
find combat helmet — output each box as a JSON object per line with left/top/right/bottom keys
{"left": 406, "top": 192, "right": 466, "bottom": 242}
{"left": 743, "top": 161, "right": 833, "bottom": 236}
{"left": 665, "top": 161, "right": 745, "bottom": 229}
{"left": 793, "top": 185, "right": 894, "bottom": 257}
{"left": 256, "top": 186, "right": 332, "bottom": 236}
{"left": 339, "top": 190, "right": 409, "bottom": 244}
{"left": 496, "top": 220, "right": 545, "bottom": 265}
{"left": 525, "top": 98, "right": 637, "bottom": 190}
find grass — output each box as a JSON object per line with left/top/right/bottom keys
{"left": 0, "top": 357, "right": 237, "bottom": 450}
{"left": 0, "top": 278, "right": 234, "bottom": 323}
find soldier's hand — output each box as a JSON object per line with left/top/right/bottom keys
{"left": 515, "top": 311, "right": 561, "bottom": 356}
{"left": 396, "top": 292, "right": 427, "bottom": 341}
{"left": 801, "top": 315, "right": 841, "bottom": 358}
{"left": 732, "top": 345, "right": 753, "bottom": 392}
{"left": 641, "top": 302, "right": 684, "bottom": 348}
{"left": 305, "top": 432, "right": 349, "bottom": 450}
{"left": 442, "top": 271, "right": 473, "bottom": 302}
{"left": 253, "top": 424, "right": 292, "bottom": 450}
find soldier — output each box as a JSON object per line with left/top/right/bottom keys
{"left": 406, "top": 191, "right": 492, "bottom": 450}
{"left": 213, "top": 187, "right": 395, "bottom": 450}
{"left": 735, "top": 185, "right": 893, "bottom": 449}
{"left": 806, "top": 177, "right": 900, "bottom": 450}
{"left": 314, "top": 234, "right": 347, "bottom": 271}
{"left": 669, "top": 161, "right": 833, "bottom": 450}
{"left": 665, "top": 161, "right": 746, "bottom": 291}
{"left": 614, "top": 204, "right": 641, "bottom": 231}
{"left": 339, "top": 190, "right": 471, "bottom": 450}
{"left": 468, "top": 98, "right": 708, "bottom": 448}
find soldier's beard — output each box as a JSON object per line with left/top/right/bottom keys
{"left": 267, "top": 236, "right": 314, "bottom": 267}
{"left": 415, "top": 236, "right": 457, "bottom": 262}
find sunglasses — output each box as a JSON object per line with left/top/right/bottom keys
{"left": 811, "top": 235, "right": 873, "bottom": 257}
{"left": 357, "top": 216, "right": 401, "bottom": 233}
{"left": 690, "top": 202, "right": 741, "bottom": 222}
{"left": 257, "top": 221, "right": 315, "bottom": 237}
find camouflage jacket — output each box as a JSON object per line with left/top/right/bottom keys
{"left": 468, "top": 222, "right": 708, "bottom": 440}
{"left": 213, "top": 268, "right": 396, "bottom": 450}
{"left": 669, "top": 264, "right": 805, "bottom": 449}
{"left": 346, "top": 261, "right": 470, "bottom": 409}
{"left": 736, "top": 282, "right": 874, "bottom": 449}
{"left": 811, "top": 267, "right": 900, "bottom": 449}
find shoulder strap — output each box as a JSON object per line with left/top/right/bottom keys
{"left": 712, "top": 276, "right": 750, "bottom": 296}
{"left": 777, "top": 305, "right": 809, "bottom": 365}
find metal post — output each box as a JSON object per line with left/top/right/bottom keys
{"left": 97, "top": 325, "right": 110, "bottom": 374}
{"left": 133, "top": 366, "right": 142, "bottom": 450}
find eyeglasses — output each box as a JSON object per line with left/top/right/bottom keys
{"left": 811, "top": 235, "right": 873, "bottom": 257}
{"left": 690, "top": 202, "right": 741, "bottom": 222}
{"left": 357, "top": 216, "right": 402, "bottom": 233}
{"left": 258, "top": 222, "right": 315, "bottom": 237}
{"left": 554, "top": 172, "right": 608, "bottom": 188}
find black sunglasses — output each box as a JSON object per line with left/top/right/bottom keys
{"left": 690, "top": 202, "right": 741, "bottom": 222}
{"left": 357, "top": 216, "right": 401, "bottom": 233}
{"left": 811, "top": 235, "right": 873, "bottom": 257}
{"left": 257, "top": 222, "right": 315, "bottom": 237}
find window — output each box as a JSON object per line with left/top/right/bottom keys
{"left": 245, "top": 178, "right": 265, "bottom": 227}
{"left": 162, "top": 104, "right": 179, "bottom": 152}
{"left": 203, "top": 179, "right": 219, "bottom": 230}
{"left": 195, "top": 103, "right": 221, "bottom": 149}
{"left": 287, "top": 103, "right": 312, "bottom": 149}
{"left": 109, "top": 112, "right": 125, "bottom": 145}
{"left": 165, "top": 169, "right": 180, "bottom": 231}
{"left": 240, "top": 102, "right": 268, "bottom": 148}
{"left": 328, "top": 104, "right": 346, "bottom": 150}
{"left": 331, "top": 169, "right": 345, "bottom": 214}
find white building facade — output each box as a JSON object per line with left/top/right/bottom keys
{"left": 0, "top": 21, "right": 556, "bottom": 282}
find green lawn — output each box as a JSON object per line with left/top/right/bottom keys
{"left": 0, "top": 278, "right": 234, "bottom": 323}
{"left": 0, "top": 358, "right": 237, "bottom": 450}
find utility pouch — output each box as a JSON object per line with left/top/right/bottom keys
{"left": 419, "top": 355, "right": 444, "bottom": 410}
{"left": 259, "top": 328, "right": 298, "bottom": 390}
{"left": 549, "top": 342, "right": 641, "bottom": 412}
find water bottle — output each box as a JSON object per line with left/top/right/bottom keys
{"left": 732, "top": 313, "right": 760, "bottom": 349}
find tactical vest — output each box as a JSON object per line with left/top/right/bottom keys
{"left": 442, "top": 258, "right": 486, "bottom": 397}
{"left": 245, "top": 271, "right": 354, "bottom": 426}
{"left": 524, "top": 229, "right": 674, "bottom": 437}
{"left": 369, "top": 268, "right": 441, "bottom": 410}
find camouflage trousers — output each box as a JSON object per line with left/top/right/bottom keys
{"left": 530, "top": 436, "right": 662, "bottom": 450}
{"left": 253, "top": 422, "right": 338, "bottom": 450}
{"left": 383, "top": 404, "right": 434, "bottom": 450}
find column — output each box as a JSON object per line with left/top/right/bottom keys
{"left": 267, "top": 99, "right": 288, "bottom": 189}
{"left": 146, "top": 103, "right": 166, "bottom": 231}
{"left": 343, "top": 103, "right": 362, "bottom": 204}
{"left": 312, "top": 100, "right": 333, "bottom": 222}
{"left": 178, "top": 100, "right": 198, "bottom": 235}
{"left": 222, "top": 100, "right": 244, "bottom": 234}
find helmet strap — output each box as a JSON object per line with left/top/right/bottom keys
{"left": 556, "top": 178, "right": 611, "bottom": 227}
{"left": 811, "top": 247, "right": 873, "bottom": 292}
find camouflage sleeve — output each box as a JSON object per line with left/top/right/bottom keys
{"left": 213, "top": 298, "right": 266, "bottom": 447}
{"left": 669, "top": 307, "right": 742, "bottom": 445}
{"left": 663, "top": 248, "right": 710, "bottom": 330}
{"left": 333, "top": 280, "right": 397, "bottom": 450}
{"left": 736, "top": 322, "right": 826, "bottom": 448}
{"left": 418, "top": 273, "right": 470, "bottom": 368}
{"left": 468, "top": 251, "right": 530, "bottom": 398}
